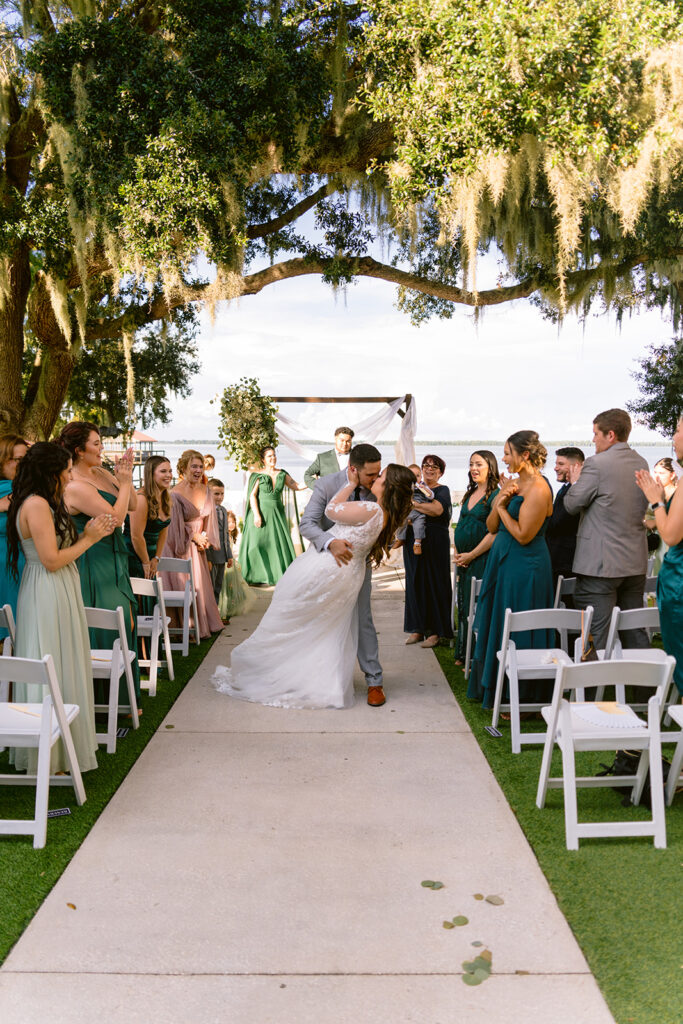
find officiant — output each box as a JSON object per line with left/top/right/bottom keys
{"left": 304, "top": 427, "right": 354, "bottom": 490}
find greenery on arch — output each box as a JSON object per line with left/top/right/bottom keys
{"left": 217, "top": 377, "right": 279, "bottom": 470}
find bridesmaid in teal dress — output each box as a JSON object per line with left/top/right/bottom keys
{"left": 636, "top": 418, "right": 683, "bottom": 698}
{"left": 58, "top": 421, "right": 140, "bottom": 699}
{"left": 453, "top": 450, "right": 500, "bottom": 664}
{"left": 7, "top": 442, "right": 114, "bottom": 773}
{"left": 0, "top": 434, "right": 28, "bottom": 636}
{"left": 124, "top": 455, "right": 172, "bottom": 585}
{"left": 468, "top": 430, "right": 554, "bottom": 709}
{"left": 241, "top": 446, "right": 305, "bottom": 586}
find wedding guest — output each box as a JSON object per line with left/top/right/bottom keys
{"left": 393, "top": 464, "right": 434, "bottom": 555}
{"left": 0, "top": 433, "right": 28, "bottom": 634}
{"left": 304, "top": 427, "right": 354, "bottom": 489}
{"left": 125, "top": 455, "right": 173, "bottom": 580}
{"left": 453, "top": 450, "right": 500, "bottom": 666}
{"left": 59, "top": 421, "right": 141, "bottom": 698}
{"left": 403, "top": 454, "right": 453, "bottom": 648}
{"left": 645, "top": 457, "right": 680, "bottom": 570}
{"left": 204, "top": 454, "right": 216, "bottom": 475}
{"left": 160, "top": 449, "right": 223, "bottom": 637}
{"left": 545, "top": 446, "right": 585, "bottom": 583}
{"left": 564, "top": 408, "right": 649, "bottom": 650}
{"left": 206, "top": 478, "right": 233, "bottom": 606}
{"left": 241, "top": 446, "right": 305, "bottom": 586}
{"left": 7, "top": 442, "right": 114, "bottom": 773}
{"left": 218, "top": 510, "right": 255, "bottom": 619}
{"left": 635, "top": 416, "right": 683, "bottom": 698}
{"left": 467, "top": 430, "right": 554, "bottom": 708}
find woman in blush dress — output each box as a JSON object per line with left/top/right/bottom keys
{"left": 212, "top": 464, "right": 415, "bottom": 709}
{"left": 241, "top": 445, "right": 305, "bottom": 586}
{"left": 160, "top": 449, "right": 223, "bottom": 637}
{"left": 59, "top": 421, "right": 140, "bottom": 698}
{"left": 7, "top": 443, "right": 114, "bottom": 773}
{"left": 467, "top": 430, "right": 554, "bottom": 709}
{"left": 403, "top": 454, "right": 454, "bottom": 648}
{"left": 453, "top": 450, "right": 500, "bottom": 665}
{"left": 0, "top": 433, "right": 29, "bottom": 633}
{"left": 636, "top": 418, "right": 683, "bottom": 700}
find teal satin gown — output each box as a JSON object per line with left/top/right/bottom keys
{"left": 453, "top": 489, "right": 499, "bottom": 662}
{"left": 467, "top": 491, "right": 554, "bottom": 708}
{"left": 0, "top": 479, "right": 23, "bottom": 637}
{"left": 657, "top": 497, "right": 683, "bottom": 696}
{"left": 72, "top": 490, "right": 140, "bottom": 698}
{"left": 124, "top": 514, "right": 170, "bottom": 617}
{"left": 241, "top": 471, "right": 296, "bottom": 585}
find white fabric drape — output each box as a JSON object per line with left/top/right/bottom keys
{"left": 395, "top": 397, "right": 417, "bottom": 466}
{"left": 275, "top": 410, "right": 320, "bottom": 460}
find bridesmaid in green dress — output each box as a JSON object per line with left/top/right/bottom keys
{"left": 467, "top": 431, "right": 554, "bottom": 709}
{"left": 241, "top": 446, "right": 305, "bottom": 586}
{"left": 453, "top": 450, "right": 500, "bottom": 665}
{"left": 0, "top": 434, "right": 28, "bottom": 637}
{"left": 636, "top": 417, "right": 683, "bottom": 699}
{"left": 125, "top": 455, "right": 172, "bottom": 580}
{"left": 7, "top": 442, "right": 114, "bottom": 773}
{"left": 58, "top": 421, "right": 141, "bottom": 699}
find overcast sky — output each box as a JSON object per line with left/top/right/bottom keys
{"left": 160, "top": 266, "right": 672, "bottom": 445}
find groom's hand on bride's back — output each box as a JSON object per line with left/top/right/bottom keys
{"left": 329, "top": 539, "right": 354, "bottom": 566}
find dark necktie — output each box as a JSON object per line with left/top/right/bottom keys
{"left": 353, "top": 485, "right": 361, "bottom": 501}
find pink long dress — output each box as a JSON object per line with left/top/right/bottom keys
{"left": 160, "top": 490, "right": 223, "bottom": 637}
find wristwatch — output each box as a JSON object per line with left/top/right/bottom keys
{"left": 651, "top": 501, "right": 664, "bottom": 511}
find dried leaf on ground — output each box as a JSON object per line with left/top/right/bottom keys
{"left": 485, "top": 894, "right": 504, "bottom": 905}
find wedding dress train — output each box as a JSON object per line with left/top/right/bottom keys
{"left": 212, "top": 501, "right": 383, "bottom": 708}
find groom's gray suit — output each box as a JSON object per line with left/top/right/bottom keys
{"left": 299, "top": 469, "right": 382, "bottom": 687}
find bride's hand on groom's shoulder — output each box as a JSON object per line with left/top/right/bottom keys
{"left": 347, "top": 465, "right": 359, "bottom": 486}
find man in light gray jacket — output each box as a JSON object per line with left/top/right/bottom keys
{"left": 564, "top": 408, "right": 649, "bottom": 649}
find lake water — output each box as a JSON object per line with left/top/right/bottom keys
{"left": 156, "top": 440, "right": 676, "bottom": 519}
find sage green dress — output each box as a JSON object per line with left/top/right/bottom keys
{"left": 72, "top": 490, "right": 140, "bottom": 698}
{"left": 11, "top": 518, "right": 98, "bottom": 774}
{"left": 124, "top": 514, "right": 170, "bottom": 616}
{"left": 241, "top": 471, "right": 296, "bottom": 585}
{"left": 453, "top": 488, "right": 499, "bottom": 661}
{"left": 657, "top": 496, "right": 683, "bottom": 696}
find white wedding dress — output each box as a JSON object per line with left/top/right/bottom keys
{"left": 212, "top": 499, "right": 383, "bottom": 708}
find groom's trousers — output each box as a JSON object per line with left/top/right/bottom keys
{"left": 357, "top": 563, "right": 382, "bottom": 686}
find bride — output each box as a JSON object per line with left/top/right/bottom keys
{"left": 212, "top": 463, "right": 414, "bottom": 708}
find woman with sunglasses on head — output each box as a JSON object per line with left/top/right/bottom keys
{"left": 403, "top": 454, "right": 454, "bottom": 649}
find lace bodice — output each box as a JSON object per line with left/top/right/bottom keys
{"left": 326, "top": 501, "right": 384, "bottom": 562}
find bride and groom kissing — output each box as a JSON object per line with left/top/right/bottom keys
{"left": 212, "top": 445, "right": 415, "bottom": 709}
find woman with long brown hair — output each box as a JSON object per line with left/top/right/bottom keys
{"left": 125, "top": 455, "right": 173, "bottom": 580}
{"left": 212, "top": 463, "right": 415, "bottom": 709}
{"left": 0, "top": 433, "right": 29, "bottom": 632}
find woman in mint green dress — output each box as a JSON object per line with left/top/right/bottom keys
{"left": 453, "top": 450, "right": 500, "bottom": 664}
{"left": 636, "top": 418, "right": 683, "bottom": 698}
{"left": 59, "top": 421, "right": 140, "bottom": 698}
{"left": 241, "top": 446, "right": 305, "bottom": 586}
{"left": 468, "top": 431, "right": 554, "bottom": 709}
{"left": 0, "top": 434, "right": 28, "bottom": 636}
{"left": 7, "top": 443, "right": 114, "bottom": 773}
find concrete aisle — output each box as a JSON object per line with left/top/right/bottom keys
{"left": 0, "top": 566, "right": 614, "bottom": 1024}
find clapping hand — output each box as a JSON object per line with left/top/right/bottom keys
{"left": 114, "top": 447, "right": 134, "bottom": 483}
{"left": 567, "top": 461, "right": 583, "bottom": 485}
{"left": 635, "top": 469, "right": 665, "bottom": 506}
{"left": 84, "top": 513, "right": 117, "bottom": 542}
{"left": 495, "top": 473, "right": 519, "bottom": 507}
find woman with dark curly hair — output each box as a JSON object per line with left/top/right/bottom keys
{"left": 7, "top": 443, "right": 114, "bottom": 772}
{"left": 467, "top": 430, "right": 554, "bottom": 708}
{"left": 0, "top": 433, "right": 28, "bottom": 632}
{"left": 403, "top": 454, "right": 454, "bottom": 648}
{"left": 453, "top": 451, "right": 500, "bottom": 665}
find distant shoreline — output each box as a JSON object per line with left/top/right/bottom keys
{"left": 162, "top": 438, "right": 668, "bottom": 447}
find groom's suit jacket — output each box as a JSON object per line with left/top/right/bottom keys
{"left": 299, "top": 469, "right": 376, "bottom": 552}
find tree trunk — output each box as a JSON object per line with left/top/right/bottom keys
{"left": 20, "top": 347, "right": 76, "bottom": 440}
{"left": 0, "top": 247, "right": 31, "bottom": 433}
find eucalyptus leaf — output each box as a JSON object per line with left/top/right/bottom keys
{"left": 473, "top": 893, "right": 484, "bottom": 900}
{"left": 462, "top": 972, "right": 484, "bottom": 986}
{"left": 431, "top": 881, "right": 445, "bottom": 890}
{"left": 485, "top": 894, "right": 504, "bottom": 905}
{"left": 421, "top": 880, "right": 435, "bottom": 887}
{"left": 442, "top": 920, "right": 455, "bottom": 929}
{"left": 471, "top": 941, "right": 483, "bottom": 947}
{"left": 452, "top": 915, "right": 469, "bottom": 926}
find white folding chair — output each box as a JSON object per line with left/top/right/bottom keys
{"left": 464, "top": 577, "right": 483, "bottom": 679}
{"left": 85, "top": 606, "right": 139, "bottom": 754}
{"left": 553, "top": 576, "right": 576, "bottom": 609}
{"left": 492, "top": 606, "right": 593, "bottom": 754}
{"left": 157, "top": 556, "right": 200, "bottom": 656}
{"left": 596, "top": 606, "right": 670, "bottom": 708}
{"left": 130, "top": 577, "right": 175, "bottom": 697}
{"left": 664, "top": 704, "right": 683, "bottom": 805}
{"left": 647, "top": 555, "right": 655, "bottom": 575}
{"left": 536, "top": 658, "right": 675, "bottom": 849}
{"left": 0, "top": 654, "right": 86, "bottom": 848}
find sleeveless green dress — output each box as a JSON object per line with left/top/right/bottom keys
{"left": 0, "top": 479, "right": 23, "bottom": 638}
{"left": 241, "top": 471, "right": 296, "bottom": 585}
{"left": 657, "top": 496, "right": 683, "bottom": 696}
{"left": 72, "top": 490, "right": 140, "bottom": 698}
{"left": 11, "top": 518, "right": 98, "bottom": 773}
{"left": 467, "top": 490, "right": 554, "bottom": 708}
{"left": 453, "top": 488, "right": 499, "bottom": 661}
{"left": 124, "top": 515, "right": 171, "bottom": 578}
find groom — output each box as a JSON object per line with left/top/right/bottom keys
{"left": 300, "top": 443, "right": 385, "bottom": 707}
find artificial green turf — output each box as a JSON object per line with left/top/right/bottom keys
{"left": 435, "top": 648, "right": 682, "bottom": 1024}
{"left": 0, "top": 633, "right": 217, "bottom": 965}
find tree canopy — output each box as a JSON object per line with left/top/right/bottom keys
{"left": 3, "top": 0, "right": 683, "bottom": 437}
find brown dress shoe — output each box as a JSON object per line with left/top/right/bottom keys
{"left": 367, "top": 685, "right": 386, "bottom": 707}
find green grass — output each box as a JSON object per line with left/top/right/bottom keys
{"left": 0, "top": 634, "right": 217, "bottom": 964}
{"left": 435, "top": 649, "right": 682, "bottom": 1024}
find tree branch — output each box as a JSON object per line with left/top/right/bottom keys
{"left": 246, "top": 181, "right": 340, "bottom": 239}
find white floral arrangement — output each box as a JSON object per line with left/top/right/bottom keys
{"left": 217, "top": 377, "right": 278, "bottom": 470}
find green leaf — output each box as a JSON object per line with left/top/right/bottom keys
{"left": 485, "top": 894, "right": 504, "bottom": 905}
{"left": 421, "top": 880, "right": 435, "bottom": 888}
{"left": 462, "top": 972, "right": 484, "bottom": 986}
{"left": 442, "top": 920, "right": 455, "bottom": 929}
{"left": 452, "top": 915, "right": 469, "bottom": 926}
{"left": 471, "top": 940, "right": 483, "bottom": 947}
{"left": 473, "top": 893, "right": 484, "bottom": 900}
{"left": 431, "top": 881, "right": 445, "bottom": 890}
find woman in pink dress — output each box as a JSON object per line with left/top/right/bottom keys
{"left": 160, "top": 449, "right": 223, "bottom": 637}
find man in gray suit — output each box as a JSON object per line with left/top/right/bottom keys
{"left": 300, "top": 443, "right": 386, "bottom": 706}
{"left": 303, "top": 426, "right": 354, "bottom": 490}
{"left": 564, "top": 408, "right": 649, "bottom": 649}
